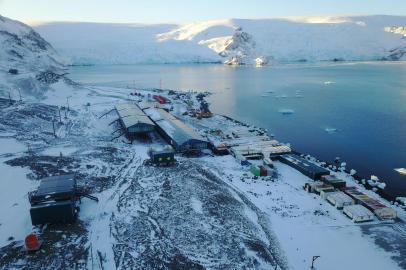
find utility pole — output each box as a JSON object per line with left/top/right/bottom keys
{"left": 17, "top": 88, "right": 22, "bottom": 102}
{"left": 8, "top": 91, "right": 12, "bottom": 104}
{"left": 52, "top": 118, "right": 57, "bottom": 138}
{"left": 58, "top": 107, "right": 62, "bottom": 123}
{"left": 27, "top": 143, "right": 32, "bottom": 155}
{"left": 311, "top": 256, "right": 320, "bottom": 269}
{"left": 66, "top": 96, "right": 70, "bottom": 111}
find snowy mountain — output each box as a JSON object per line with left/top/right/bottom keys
{"left": 32, "top": 22, "right": 221, "bottom": 65}
{"left": 33, "top": 15, "right": 406, "bottom": 65}
{"left": 0, "top": 15, "right": 64, "bottom": 72}
{"left": 0, "top": 15, "right": 68, "bottom": 98}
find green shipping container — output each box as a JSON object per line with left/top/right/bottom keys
{"left": 250, "top": 165, "right": 260, "bottom": 176}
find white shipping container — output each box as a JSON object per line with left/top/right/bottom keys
{"left": 320, "top": 189, "right": 335, "bottom": 200}
{"left": 314, "top": 185, "right": 335, "bottom": 194}
{"left": 374, "top": 207, "right": 397, "bottom": 220}
{"left": 343, "top": 205, "right": 374, "bottom": 223}
{"left": 327, "top": 192, "right": 354, "bottom": 209}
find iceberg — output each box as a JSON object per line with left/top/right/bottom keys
{"left": 325, "top": 127, "right": 338, "bottom": 133}
{"left": 278, "top": 109, "right": 295, "bottom": 115}
{"left": 395, "top": 168, "right": 406, "bottom": 175}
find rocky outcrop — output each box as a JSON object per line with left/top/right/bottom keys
{"left": 220, "top": 30, "right": 258, "bottom": 65}
{"left": 385, "top": 26, "right": 406, "bottom": 37}
{"left": 384, "top": 46, "right": 406, "bottom": 60}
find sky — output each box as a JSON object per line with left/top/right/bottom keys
{"left": 1, "top": 0, "right": 406, "bottom": 24}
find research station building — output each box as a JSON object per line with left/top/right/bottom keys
{"left": 115, "top": 103, "right": 155, "bottom": 140}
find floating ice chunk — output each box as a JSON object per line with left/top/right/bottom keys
{"left": 255, "top": 56, "right": 269, "bottom": 67}
{"left": 278, "top": 109, "right": 295, "bottom": 115}
{"left": 378, "top": 182, "right": 386, "bottom": 189}
{"left": 341, "top": 162, "right": 347, "bottom": 167}
{"left": 396, "top": 197, "right": 406, "bottom": 206}
{"left": 324, "top": 81, "right": 335, "bottom": 85}
{"left": 275, "top": 95, "right": 288, "bottom": 99}
{"left": 325, "top": 127, "right": 338, "bottom": 133}
{"left": 395, "top": 168, "right": 406, "bottom": 175}
{"left": 356, "top": 21, "right": 367, "bottom": 27}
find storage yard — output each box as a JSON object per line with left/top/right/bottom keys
{"left": 110, "top": 88, "right": 401, "bottom": 225}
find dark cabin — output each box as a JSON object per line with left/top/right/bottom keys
{"left": 8, "top": 68, "right": 18, "bottom": 75}
{"left": 148, "top": 145, "right": 176, "bottom": 166}
{"left": 29, "top": 174, "right": 78, "bottom": 225}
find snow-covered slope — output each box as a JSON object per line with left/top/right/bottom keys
{"left": 33, "top": 15, "right": 406, "bottom": 65}
{"left": 33, "top": 22, "right": 222, "bottom": 65}
{"left": 0, "top": 15, "right": 64, "bottom": 72}
{"left": 0, "top": 15, "right": 68, "bottom": 99}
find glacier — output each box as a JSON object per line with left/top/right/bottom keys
{"left": 32, "top": 15, "right": 406, "bottom": 65}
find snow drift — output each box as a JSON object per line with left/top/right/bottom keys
{"left": 32, "top": 15, "right": 406, "bottom": 65}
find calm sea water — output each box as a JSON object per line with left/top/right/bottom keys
{"left": 68, "top": 63, "right": 406, "bottom": 198}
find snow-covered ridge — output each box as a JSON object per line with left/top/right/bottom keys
{"left": 0, "top": 15, "right": 65, "bottom": 72}
{"left": 31, "top": 15, "right": 406, "bottom": 65}
{"left": 31, "top": 21, "right": 222, "bottom": 65}
{"left": 0, "top": 15, "right": 70, "bottom": 99}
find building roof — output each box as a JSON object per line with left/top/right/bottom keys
{"left": 280, "top": 154, "right": 330, "bottom": 174}
{"left": 327, "top": 192, "right": 354, "bottom": 204}
{"left": 344, "top": 204, "right": 374, "bottom": 217}
{"left": 220, "top": 136, "right": 275, "bottom": 147}
{"left": 115, "top": 103, "right": 155, "bottom": 129}
{"left": 145, "top": 108, "right": 206, "bottom": 145}
{"left": 36, "top": 174, "right": 75, "bottom": 197}
{"left": 344, "top": 187, "right": 388, "bottom": 210}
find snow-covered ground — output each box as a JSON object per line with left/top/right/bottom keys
{"left": 0, "top": 83, "right": 288, "bottom": 269}
{"left": 32, "top": 15, "right": 406, "bottom": 65}
{"left": 0, "top": 78, "right": 406, "bottom": 269}
{"left": 1, "top": 14, "right": 406, "bottom": 269}
{"left": 0, "top": 138, "right": 36, "bottom": 248}
{"left": 201, "top": 155, "right": 406, "bottom": 269}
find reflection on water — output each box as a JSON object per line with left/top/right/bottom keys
{"left": 69, "top": 62, "right": 406, "bottom": 197}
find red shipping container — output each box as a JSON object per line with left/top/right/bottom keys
{"left": 259, "top": 166, "right": 268, "bottom": 177}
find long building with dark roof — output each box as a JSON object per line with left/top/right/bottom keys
{"left": 143, "top": 107, "right": 208, "bottom": 152}
{"left": 115, "top": 103, "right": 155, "bottom": 140}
